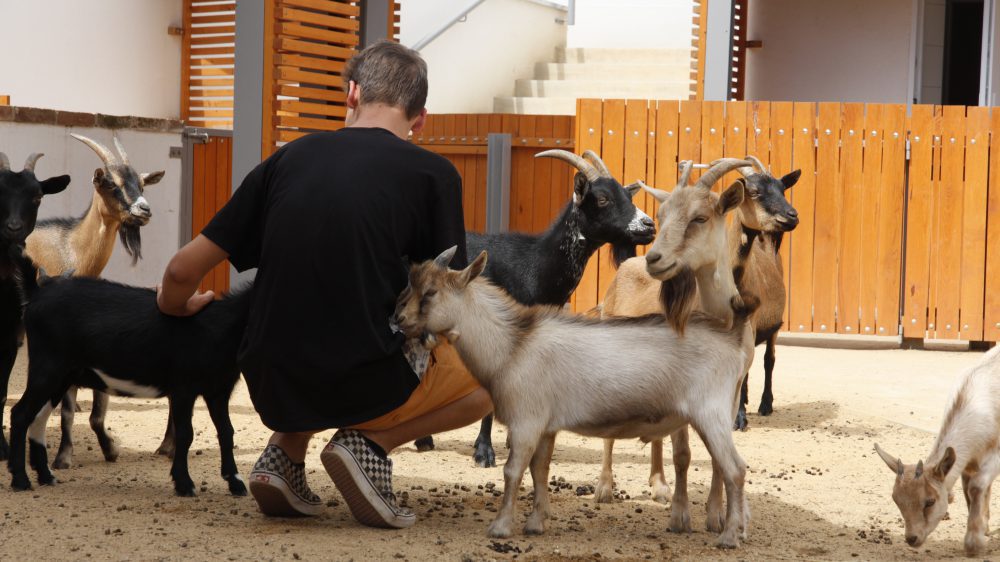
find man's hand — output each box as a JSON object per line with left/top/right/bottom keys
{"left": 157, "top": 285, "right": 215, "bottom": 317}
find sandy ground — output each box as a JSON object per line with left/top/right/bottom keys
{"left": 0, "top": 344, "right": 996, "bottom": 561}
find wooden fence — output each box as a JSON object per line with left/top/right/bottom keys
{"left": 181, "top": 1, "right": 236, "bottom": 129}
{"left": 190, "top": 132, "right": 234, "bottom": 295}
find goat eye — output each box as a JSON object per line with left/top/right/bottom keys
{"left": 597, "top": 196, "right": 609, "bottom": 207}
{"left": 925, "top": 498, "right": 936, "bottom": 509}
{"left": 425, "top": 290, "right": 437, "bottom": 298}
{"left": 691, "top": 216, "right": 708, "bottom": 224}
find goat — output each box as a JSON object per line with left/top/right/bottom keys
{"left": 596, "top": 157, "right": 801, "bottom": 509}
{"left": 874, "top": 345, "right": 1000, "bottom": 557}
{"left": 6, "top": 253, "right": 249, "bottom": 498}
{"left": 397, "top": 160, "right": 757, "bottom": 546}
{"left": 0, "top": 153, "right": 70, "bottom": 461}
{"left": 25, "top": 133, "right": 164, "bottom": 469}
{"left": 414, "top": 149, "right": 656, "bottom": 467}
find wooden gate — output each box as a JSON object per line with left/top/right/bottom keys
{"left": 187, "top": 130, "right": 234, "bottom": 295}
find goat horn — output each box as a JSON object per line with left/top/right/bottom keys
{"left": 113, "top": 134, "right": 130, "bottom": 165}
{"left": 738, "top": 155, "right": 767, "bottom": 178}
{"left": 582, "top": 150, "right": 612, "bottom": 178}
{"left": 0, "top": 152, "right": 9, "bottom": 171}
{"left": 696, "top": 158, "right": 753, "bottom": 190}
{"left": 536, "top": 149, "right": 600, "bottom": 182}
{"left": 747, "top": 155, "right": 768, "bottom": 174}
{"left": 71, "top": 133, "right": 117, "bottom": 167}
{"left": 22, "top": 153, "right": 43, "bottom": 173}
{"left": 677, "top": 160, "right": 694, "bottom": 187}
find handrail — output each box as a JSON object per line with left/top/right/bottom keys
{"left": 410, "top": 0, "right": 488, "bottom": 52}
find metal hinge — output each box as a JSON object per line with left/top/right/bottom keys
{"left": 183, "top": 129, "right": 210, "bottom": 144}
{"left": 905, "top": 139, "right": 911, "bottom": 161}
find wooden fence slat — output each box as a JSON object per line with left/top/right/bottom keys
{"left": 701, "top": 101, "right": 725, "bottom": 191}
{"left": 927, "top": 107, "right": 944, "bottom": 336}
{"left": 624, "top": 100, "right": 649, "bottom": 255}
{"left": 598, "top": 100, "right": 627, "bottom": 303}
{"left": 858, "top": 104, "right": 884, "bottom": 336}
{"left": 959, "top": 106, "right": 990, "bottom": 340}
{"left": 276, "top": 22, "right": 358, "bottom": 47}
{"left": 278, "top": 7, "right": 360, "bottom": 31}
{"left": 653, "top": 100, "right": 680, "bottom": 190}
{"left": 770, "top": 102, "right": 794, "bottom": 327}
{"left": 275, "top": 53, "right": 346, "bottom": 73}
{"left": 550, "top": 115, "right": 573, "bottom": 237}
{"left": 788, "top": 102, "right": 817, "bottom": 332}
{"left": 641, "top": 104, "right": 658, "bottom": 256}
{"left": 511, "top": 115, "right": 536, "bottom": 233}
{"left": 812, "top": 102, "right": 841, "bottom": 333}
{"left": 935, "top": 105, "right": 966, "bottom": 339}
{"left": 874, "top": 104, "right": 907, "bottom": 336}
{"left": 573, "top": 99, "right": 604, "bottom": 313}
{"left": 532, "top": 115, "right": 555, "bottom": 233}
{"left": 280, "top": 0, "right": 360, "bottom": 17}
{"left": 275, "top": 99, "right": 346, "bottom": 118}
{"left": 275, "top": 37, "right": 356, "bottom": 60}
{"left": 723, "top": 101, "right": 748, "bottom": 191}
{"left": 985, "top": 108, "right": 1000, "bottom": 341}
{"left": 902, "top": 105, "right": 935, "bottom": 338}
{"left": 837, "top": 103, "right": 865, "bottom": 334}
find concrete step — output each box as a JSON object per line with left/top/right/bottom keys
{"left": 514, "top": 78, "right": 692, "bottom": 99}
{"left": 556, "top": 47, "right": 692, "bottom": 64}
{"left": 534, "top": 62, "right": 690, "bottom": 81}
{"left": 493, "top": 96, "right": 578, "bottom": 115}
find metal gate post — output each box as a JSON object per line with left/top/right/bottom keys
{"left": 486, "top": 133, "right": 512, "bottom": 235}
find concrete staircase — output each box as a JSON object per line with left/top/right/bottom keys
{"left": 494, "top": 47, "right": 692, "bottom": 115}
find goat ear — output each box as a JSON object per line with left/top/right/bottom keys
{"left": 641, "top": 182, "right": 670, "bottom": 204}
{"left": 40, "top": 174, "right": 70, "bottom": 195}
{"left": 141, "top": 170, "right": 165, "bottom": 186}
{"left": 623, "top": 181, "right": 642, "bottom": 199}
{"left": 93, "top": 168, "right": 113, "bottom": 188}
{"left": 933, "top": 447, "right": 957, "bottom": 480}
{"left": 781, "top": 169, "right": 801, "bottom": 191}
{"left": 573, "top": 172, "right": 590, "bottom": 204}
{"left": 459, "top": 250, "right": 488, "bottom": 286}
{"left": 433, "top": 246, "right": 458, "bottom": 269}
{"left": 716, "top": 179, "right": 745, "bottom": 215}
{"left": 874, "top": 443, "right": 904, "bottom": 477}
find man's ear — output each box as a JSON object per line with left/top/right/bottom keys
{"left": 411, "top": 108, "right": 428, "bottom": 135}
{"left": 346, "top": 80, "right": 361, "bottom": 110}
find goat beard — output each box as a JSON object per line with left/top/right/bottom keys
{"left": 611, "top": 243, "right": 637, "bottom": 268}
{"left": 659, "top": 266, "right": 696, "bottom": 336}
{"left": 119, "top": 222, "right": 143, "bottom": 265}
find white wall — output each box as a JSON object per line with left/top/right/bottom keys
{"left": 0, "top": 0, "right": 183, "bottom": 119}
{"left": 567, "top": 0, "right": 694, "bottom": 49}
{"left": 920, "top": 0, "right": 946, "bottom": 104}
{"left": 746, "top": 0, "right": 916, "bottom": 103}
{"left": 400, "top": 0, "right": 567, "bottom": 113}
{"left": 0, "top": 123, "right": 183, "bottom": 286}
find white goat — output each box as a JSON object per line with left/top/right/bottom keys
{"left": 875, "top": 344, "right": 1000, "bottom": 557}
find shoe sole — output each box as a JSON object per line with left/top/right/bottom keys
{"left": 249, "top": 472, "right": 323, "bottom": 517}
{"left": 321, "top": 443, "right": 415, "bottom": 529}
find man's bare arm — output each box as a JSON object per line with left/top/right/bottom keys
{"left": 157, "top": 235, "right": 230, "bottom": 316}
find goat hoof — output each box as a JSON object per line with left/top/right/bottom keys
{"left": 757, "top": 402, "right": 773, "bottom": 416}
{"left": 733, "top": 413, "right": 748, "bottom": 432}
{"left": 228, "top": 475, "right": 249, "bottom": 497}
{"left": 174, "top": 480, "right": 197, "bottom": 497}
{"left": 486, "top": 520, "right": 512, "bottom": 538}
{"left": 52, "top": 456, "right": 71, "bottom": 470}
{"left": 964, "top": 533, "right": 987, "bottom": 557}
{"left": 11, "top": 475, "right": 32, "bottom": 491}
{"left": 715, "top": 534, "right": 740, "bottom": 549}
{"left": 156, "top": 445, "right": 176, "bottom": 459}
{"left": 102, "top": 444, "right": 120, "bottom": 463}
{"left": 594, "top": 481, "right": 615, "bottom": 504}
{"left": 523, "top": 522, "right": 545, "bottom": 535}
{"left": 37, "top": 472, "right": 57, "bottom": 486}
{"left": 414, "top": 436, "right": 435, "bottom": 452}
{"left": 651, "top": 484, "right": 671, "bottom": 504}
{"left": 706, "top": 513, "right": 725, "bottom": 534}
{"left": 473, "top": 444, "right": 496, "bottom": 468}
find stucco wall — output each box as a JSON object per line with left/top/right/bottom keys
{"left": 0, "top": 0, "right": 183, "bottom": 119}
{"left": 567, "top": 0, "right": 695, "bottom": 50}
{"left": 0, "top": 123, "right": 183, "bottom": 286}
{"left": 399, "top": 0, "right": 567, "bottom": 113}
{"left": 746, "top": 0, "right": 915, "bottom": 103}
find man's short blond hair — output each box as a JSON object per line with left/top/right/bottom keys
{"left": 344, "top": 40, "right": 428, "bottom": 119}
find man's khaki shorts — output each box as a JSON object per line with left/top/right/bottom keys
{"left": 350, "top": 343, "right": 481, "bottom": 432}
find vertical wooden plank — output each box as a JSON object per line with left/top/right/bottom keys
{"left": 811, "top": 102, "right": 841, "bottom": 333}
{"left": 572, "top": 99, "right": 603, "bottom": 313}
{"left": 511, "top": 115, "right": 536, "bottom": 232}
{"left": 724, "top": 100, "right": 748, "bottom": 187}
{"left": 191, "top": 142, "right": 206, "bottom": 239}
{"left": 787, "top": 102, "right": 816, "bottom": 332}
{"left": 858, "top": 104, "right": 884, "bottom": 336}
{"left": 478, "top": 114, "right": 499, "bottom": 232}
{"left": 214, "top": 136, "right": 232, "bottom": 293}
{"left": 222, "top": 136, "right": 232, "bottom": 291}
{"left": 985, "top": 108, "right": 1000, "bottom": 342}
{"left": 180, "top": 1, "right": 192, "bottom": 121}
{"left": 701, "top": 101, "right": 725, "bottom": 190}
{"left": 623, "top": 101, "right": 649, "bottom": 256}
{"left": 202, "top": 137, "right": 219, "bottom": 293}
{"left": 652, "top": 100, "right": 680, "bottom": 253}
{"left": 837, "top": 104, "right": 865, "bottom": 334}
{"left": 261, "top": 0, "right": 277, "bottom": 157}
{"left": 902, "top": 106, "right": 935, "bottom": 338}
{"left": 747, "top": 101, "right": 771, "bottom": 169}
{"left": 874, "top": 105, "right": 906, "bottom": 336}
{"left": 935, "top": 106, "right": 966, "bottom": 339}
{"left": 598, "top": 100, "right": 626, "bottom": 301}
{"left": 640, "top": 104, "right": 658, "bottom": 256}
{"left": 959, "top": 106, "right": 989, "bottom": 340}
{"left": 678, "top": 100, "right": 703, "bottom": 180}
{"left": 927, "top": 108, "right": 944, "bottom": 335}
{"left": 532, "top": 115, "right": 555, "bottom": 232}
{"left": 550, "top": 116, "right": 573, "bottom": 227}
{"left": 770, "top": 102, "right": 794, "bottom": 327}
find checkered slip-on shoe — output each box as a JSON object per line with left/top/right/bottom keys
{"left": 249, "top": 444, "right": 323, "bottom": 517}
{"left": 321, "top": 429, "right": 415, "bottom": 529}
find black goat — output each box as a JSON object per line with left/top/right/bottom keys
{"left": 7, "top": 257, "right": 250, "bottom": 497}
{"left": 414, "top": 149, "right": 656, "bottom": 467}
{"left": 0, "top": 153, "right": 70, "bottom": 461}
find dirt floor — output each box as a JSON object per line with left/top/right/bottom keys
{"left": 1, "top": 344, "right": 996, "bottom": 561}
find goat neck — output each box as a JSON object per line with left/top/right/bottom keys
{"left": 692, "top": 241, "right": 740, "bottom": 328}
{"left": 536, "top": 203, "right": 602, "bottom": 301}
{"left": 69, "top": 192, "right": 122, "bottom": 276}
{"left": 444, "top": 279, "right": 526, "bottom": 391}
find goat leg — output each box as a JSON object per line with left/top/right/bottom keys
{"left": 0, "top": 335, "right": 19, "bottom": 461}
{"left": 695, "top": 417, "right": 748, "bottom": 549}
{"left": 594, "top": 439, "right": 616, "bottom": 503}
{"left": 53, "top": 387, "right": 78, "bottom": 468}
{"left": 523, "top": 433, "right": 556, "bottom": 535}
{"left": 28, "top": 400, "right": 57, "bottom": 485}
{"left": 648, "top": 438, "right": 671, "bottom": 503}
{"left": 168, "top": 394, "right": 197, "bottom": 497}
{"left": 668, "top": 427, "right": 692, "bottom": 533}
{"left": 89, "top": 389, "right": 118, "bottom": 462}
{"left": 156, "top": 404, "right": 176, "bottom": 459}
{"left": 413, "top": 435, "right": 435, "bottom": 452}
{"left": 734, "top": 377, "right": 749, "bottom": 431}
{"left": 473, "top": 414, "right": 497, "bottom": 468}
{"left": 758, "top": 333, "right": 778, "bottom": 416}
{"left": 487, "top": 429, "right": 537, "bottom": 538}
{"left": 205, "top": 390, "right": 247, "bottom": 496}
{"left": 9, "top": 381, "right": 67, "bottom": 491}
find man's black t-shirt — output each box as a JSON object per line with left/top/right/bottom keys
{"left": 202, "top": 127, "right": 467, "bottom": 432}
